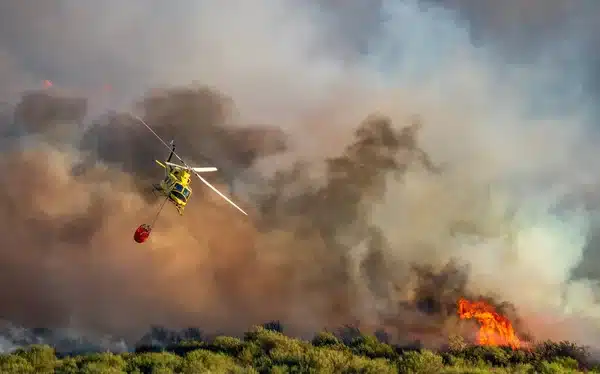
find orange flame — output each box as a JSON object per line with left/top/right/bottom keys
{"left": 458, "top": 297, "right": 521, "bottom": 350}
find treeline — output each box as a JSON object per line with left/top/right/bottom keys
{"left": 0, "top": 323, "right": 596, "bottom": 373}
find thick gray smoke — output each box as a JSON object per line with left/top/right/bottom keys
{"left": 1, "top": 0, "right": 600, "bottom": 352}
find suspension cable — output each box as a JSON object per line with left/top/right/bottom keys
{"left": 150, "top": 195, "right": 170, "bottom": 227}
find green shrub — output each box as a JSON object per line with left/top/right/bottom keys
{"left": 398, "top": 350, "right": 444, "bottom": 374}
{"left": 243, "top": 326, "right": 310, "bottom": 370}
{"left": 0, "top": 354, "right": 35, "bottom": 373}
{"left": 165, "top": 339, "right": 205, "bottom": 356}
{"left": 304, "top": 347, "right": 353, "bottom": 373}
{"left": 457, "top": 345, "right": 511, "bottom": 367}
{"left": 238, "top": 341, "right": 272, "bottom": 371}
{"left": 534, "top": 360, "right": 581, "bottom": 374}
{"left": 75, "top": 352, "right": 126, "bottom": 374}
{"left": 508, "top": 348, "right": 534, "bottom": 365}
{"left": 211, "top": 335, "right": 244, "bottom": 355}
{"left": 535, "top": 340, "right": 589, "bottom": 368}
{"left": 507, "top": 363, "right": 537, "bottom": 373}
{"left": 265, "top": 335, "right": 308, "bottom": 370}
{"left": 348, "top": 334, "right": 396, "bottom": 360}
{"left": 55, "top": 357, "right": 80, "bottom": 374}
{"left": 1, "top": 326, "right": 596, "bottom": 373}
{"left": 126, "top": 351, "right": 182, "bottom": 373}
{"left": 268, "top": 365, "right": 289, "bottom": 374}
{"left": 79, "top": 361, "right": 126, "bottom": 374}
{"left": 181, "top": 349, "right": 252, "bottom": 374}
{"left": 345, "top": 356, "right": 397, "bottom": 374}
{"left": 551, "top": 357, "right": 580, "bottom": 370}
{"left": 439, "top": 366, "right": 499, "bottom": 373}
{"left": 14, "top": 344, "right": 57, "bottom": 373}
{"left": 441, "top": 352, "right": 468, "bottom": 367}
{"left": 312, "top": 332, "right": 342, "bottom": 349}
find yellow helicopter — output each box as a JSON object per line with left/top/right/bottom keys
{"left": 152, "top": 140, "right": 222, "bottom": 215}
{"left": 137, "top": 116, "right": 248, "bottom": 217}
{"left": 132, "top": 117, "right": 248, "bottom": 244}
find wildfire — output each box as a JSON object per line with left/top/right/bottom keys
{"left": 458, "top": 297, "right": 521, "bottom": 350}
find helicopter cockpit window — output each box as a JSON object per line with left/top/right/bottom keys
{"left": 172, "top": 183, "right": 187, "bottom": 202}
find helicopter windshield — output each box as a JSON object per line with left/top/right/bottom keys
{"left": 172, "top": 183, "right": 191, "bottom": 202}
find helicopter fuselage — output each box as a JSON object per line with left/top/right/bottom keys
{"left": 153, "top": 166, "right": 193, "bottom": 215}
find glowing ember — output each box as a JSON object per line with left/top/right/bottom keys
{"left": 458, "top": 297, "right": 521, "bottom": 350}
{"left": 43, "top": 80, "right": 53, "bottom": 88}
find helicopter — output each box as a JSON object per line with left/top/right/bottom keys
{"left": 152, "top": 139, "right": 220, "bottom": 215}
{"left": 133, "top": 116, "right": 248, "bottom": 244}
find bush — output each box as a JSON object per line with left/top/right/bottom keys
{"left": 535, "top": 341, "right": 589, "bottom": 368}
{"left": 348, "top": 334, "right": 396, "bottom": 360}
{"left": 312, "top": 332, "right": 342, "bottom": 348}
{"left": 0, "top": 354, "right": 35, "bottom": 373}
{"left": 346, "top": 356, "right": 397, "bottom": 374}
{"left": 165, "top": 339, "right": 205, "bottom": 356}
{"left": 77, "top": 352, "right": 127, "bottom": 374}
{"left": 264, "top": 334, "right": 307, "bottom": 370}
{"left": 181, "top": 349, "right": 251, "bottom": 374}
{"left": 126, "top": 351, "right": 182, "bottom": 373}
{"left": 0, "top": 323, "right": 596, "bottom": 373}
{"left": 238, "top": 341, "right": 269, "bottom": 369}
{"left": 14, "top": 344, "right": 57, "bottom": 373}
{"left": 458, "top": 345, "right": 511, "bottom": 367}
{"left": 244, "top": 326, "right": 310, "bottom": 363}
{"left": 304, "top": 347, "right": 352, "bottom": 373}
{"left": 552, "top": 357, "right": 580, "bottom": 370}
{"left": 398, "top": 350, "right": 445, "bottom": 374}
{"left": 447, "top": 334, "right": 467, "bottom": 352}
{"left": 211, "top": 336, "right": 244, "bottom": 355}
{"left": 55, "top": 357, "right": 80, "bottom": 374}
{"left": 534, "top": 360, "right": 580, "bottom": 374}
{"left": 79, "top": 362, "right": 126, "bottom": 374}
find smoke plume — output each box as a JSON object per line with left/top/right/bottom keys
{"left": 1, "top": 0, "right": 600, "bottom": 352}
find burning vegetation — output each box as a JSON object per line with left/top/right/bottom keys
{"left": 458, "top": 297, "right": 522, "bottom": 350}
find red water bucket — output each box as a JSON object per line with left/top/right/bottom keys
{"left": 133, "top": 224, "right": 152, "bottom": 243}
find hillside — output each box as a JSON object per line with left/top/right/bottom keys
{"left": 0, "top": 325, "right": 595, "bottom": 373}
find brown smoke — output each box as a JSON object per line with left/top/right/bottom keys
{"left": 0, "top": 88, "right": 354, "bottom": 340}
{"left": 0, "top": 87, "right": 489, "bottom": 346}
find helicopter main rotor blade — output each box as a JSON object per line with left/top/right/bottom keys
{"left": 165, "top": 161, "right": 218, "bottom": 173}
{"left": 192, "top": 170, "right": 248, "bottom": 215}
{"left": 134, "top": 115, "right": 248, "bottom": 216}
{"left": 191, "top": 167, "right": 218, "bottom": 173}
{"left": 164, "top": 161, "right": 187, "bottom": 169}
{"left": 134, "top": 116, "right": 188, "bottom": 166}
